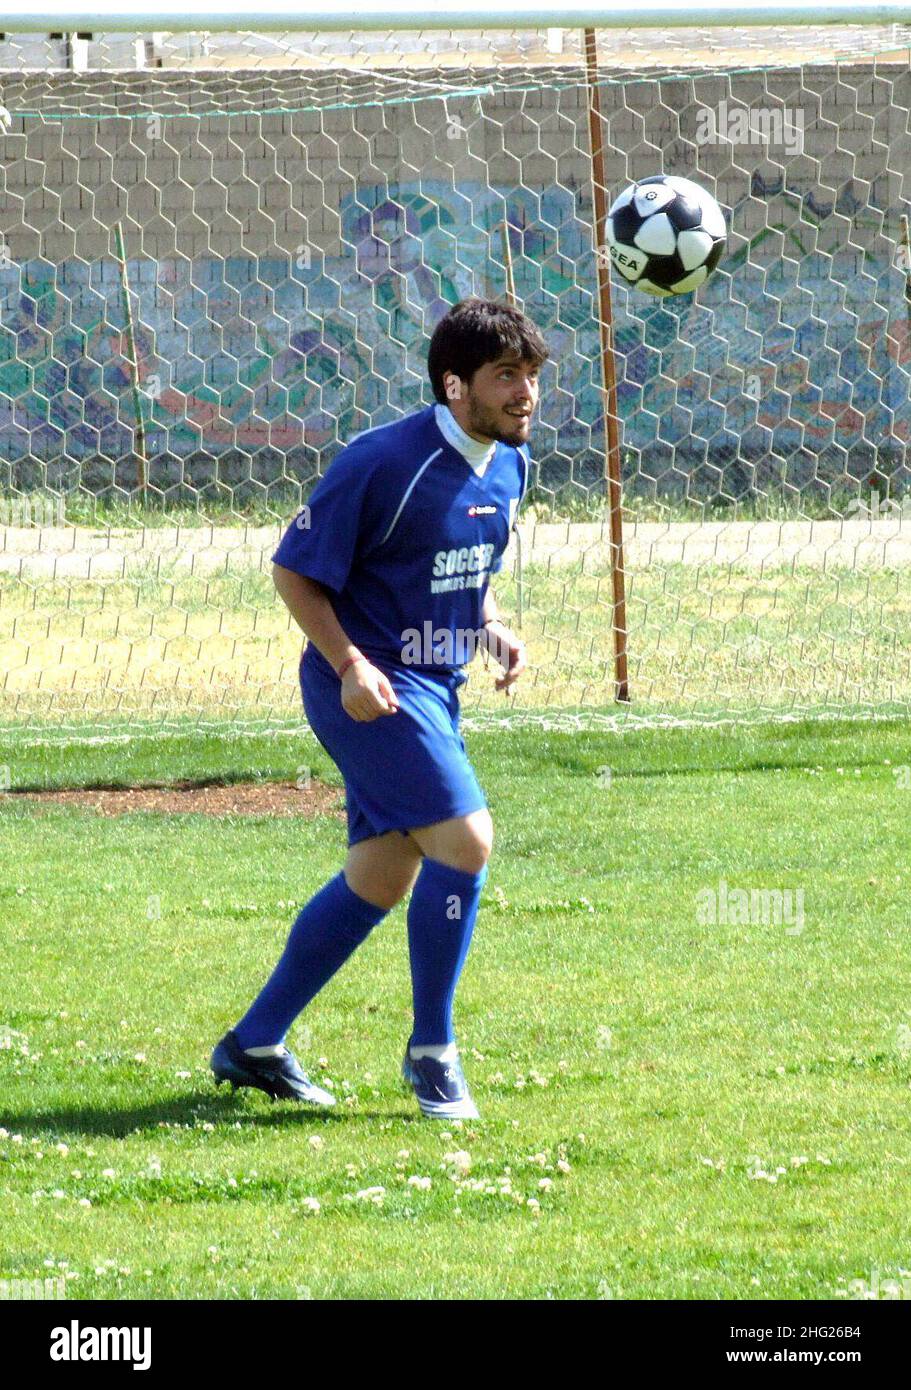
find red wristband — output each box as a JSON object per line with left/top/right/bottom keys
{"left": 337, "top": 654, "right": 365, "bottom": 680}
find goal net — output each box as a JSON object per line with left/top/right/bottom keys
{"left": 1, "top": 9, "right": 910, "bottom": 739}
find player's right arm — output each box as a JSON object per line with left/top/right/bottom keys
{"left": 272, "top": 433, "right": 402, "bottom": 721}
{"left": 272, "top": 565, "right": 399, "bottom": 721}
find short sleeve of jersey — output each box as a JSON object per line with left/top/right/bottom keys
{"left": 271, "top": 440, "right": 386, "bottom": 594}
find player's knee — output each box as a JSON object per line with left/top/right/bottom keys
{"left": 345, "top": 831, "right": 423, "bottom": 910}
{"left": 363, "top": 884, "right": 406, "bottom": 910}
{"left": 408, "top": 809, "right": 492, "bottom": 874}
{"left": 352, "top": 867, "right": 416, "bottom": 910}
{"left": 457, "top": 845, "right": 490, "bottom": 876}
{"left": 390, "top": 859, "right": 424, "bottom": 905}
{"left": 451, "top": 813, "right": 493, "bottom": 875}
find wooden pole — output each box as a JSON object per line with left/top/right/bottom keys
{"left": 114, "top": 221, "right": 149, "bottom": 500}
{"left": 500, "top": 217, "right": 525, "bottom": 630}
{"left": 583, "top": 27, "right": 630, "bottom": 703}
{"left": 500, "top": 217, "right": 517, "bottom": 306}
{"left": 888, "top": 211, "right": 911, "bottom": 506}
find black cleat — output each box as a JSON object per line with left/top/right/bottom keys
{"left": 402, "top": 1044, "right": 480, "bottom": 1120}
{"left": 210, "top": 1030, "right": 336, "bottom": 1106}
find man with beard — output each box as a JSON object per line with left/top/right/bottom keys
{"left": 212, "top": 298, "right": 548, "bottom": 1118}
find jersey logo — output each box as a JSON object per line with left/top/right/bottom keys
{"left": 468, "top": 504, "right": 497, "bottom": 517}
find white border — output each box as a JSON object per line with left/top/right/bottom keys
{"left": 4, "top": 1, "right": 911, "bottom": 33}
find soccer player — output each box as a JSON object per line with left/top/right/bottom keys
{"left": 211, "top": 298, "right": 548, "bottom": 1118}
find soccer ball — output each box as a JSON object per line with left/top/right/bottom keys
{"left": 605, "top": 175, "right": 726, "bottom": 297}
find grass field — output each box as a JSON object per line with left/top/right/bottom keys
{"left": 2, "top": 555, "right": 910, "bottom": 729}
{"left": 15, "top": 486, "right": 911, "bottom": 530}
{"left": 2, "top": 717, "right": 911, "bottom": 1299}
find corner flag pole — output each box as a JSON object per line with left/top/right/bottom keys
{"left": 584, "top": 28, "right": 630, "bottom": 704}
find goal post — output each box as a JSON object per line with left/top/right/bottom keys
{"left": 1, "top": 5, "right": 911, "bottom": 740}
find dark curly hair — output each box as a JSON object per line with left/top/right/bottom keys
{"left": 427, "top": 297, "right": 549, "bottom": 404}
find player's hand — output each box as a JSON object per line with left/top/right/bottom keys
{"left": 340, "top": 660, "right": 400, "bottom": 721}
{"left": 482, "top": 620, "right": 527, "bottom": 693}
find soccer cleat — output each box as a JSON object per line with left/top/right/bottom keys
{"left": 402, "top": 1044, "right": 480, "bottom": 1120}
{"left": 210, "top": 1029, "right": 336, "bottom": 1106}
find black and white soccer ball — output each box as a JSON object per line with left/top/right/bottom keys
{"left": 605, "top": 175, "right": 726, "bottom": 297}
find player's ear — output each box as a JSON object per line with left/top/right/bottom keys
{"left": 445, "top": 373, "right": 462, "bottom": 402}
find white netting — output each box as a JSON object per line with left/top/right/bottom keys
{"left": 1, "top": 25, "right": 910, "bottom": 736}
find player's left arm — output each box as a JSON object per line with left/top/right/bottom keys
{"left": 480, "top": 584, "right": 527, "bottom": 692}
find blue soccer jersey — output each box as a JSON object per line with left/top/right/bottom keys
{"left": 272, "top": 403, "right": 530, "bottom": 673}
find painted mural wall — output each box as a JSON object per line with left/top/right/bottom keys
{"left": 1, "top": 62, "right": 909, "bottom": 505}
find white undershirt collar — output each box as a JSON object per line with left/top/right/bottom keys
{"left": 434, "top": 403, "right": 496, "bottom": 476}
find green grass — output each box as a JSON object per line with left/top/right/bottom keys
{"left": 5, "top": 481, "right": 909, "bottom": 529}
{"left": 3, "top": 556, "right": 910, "bottom": 728}
{"left": 2, "top": 718, "right": 911, "bottom": 1299}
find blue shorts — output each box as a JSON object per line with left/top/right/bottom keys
{"left": 299, "top": 644, "right": 488, "bottom": 848}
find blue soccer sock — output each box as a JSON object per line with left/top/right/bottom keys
{"left": 233, "top": 871, "right": 389, "bottom": 1050}
{"left": 406, "top": 857, "right": 488, "bottom": 1047}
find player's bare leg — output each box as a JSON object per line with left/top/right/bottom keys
{"left": 344, "top": 829, "right": 424, "bottom": 909}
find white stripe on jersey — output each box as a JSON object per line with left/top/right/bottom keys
{"left": 348, "top": 414, "right": 406, "bottom": 446}
{"left": 379, "top": 448, "right": 444, "bottom": 546}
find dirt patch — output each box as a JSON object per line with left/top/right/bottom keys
{"left": 5, "top": 779, "right": 347, "bottom": 818}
